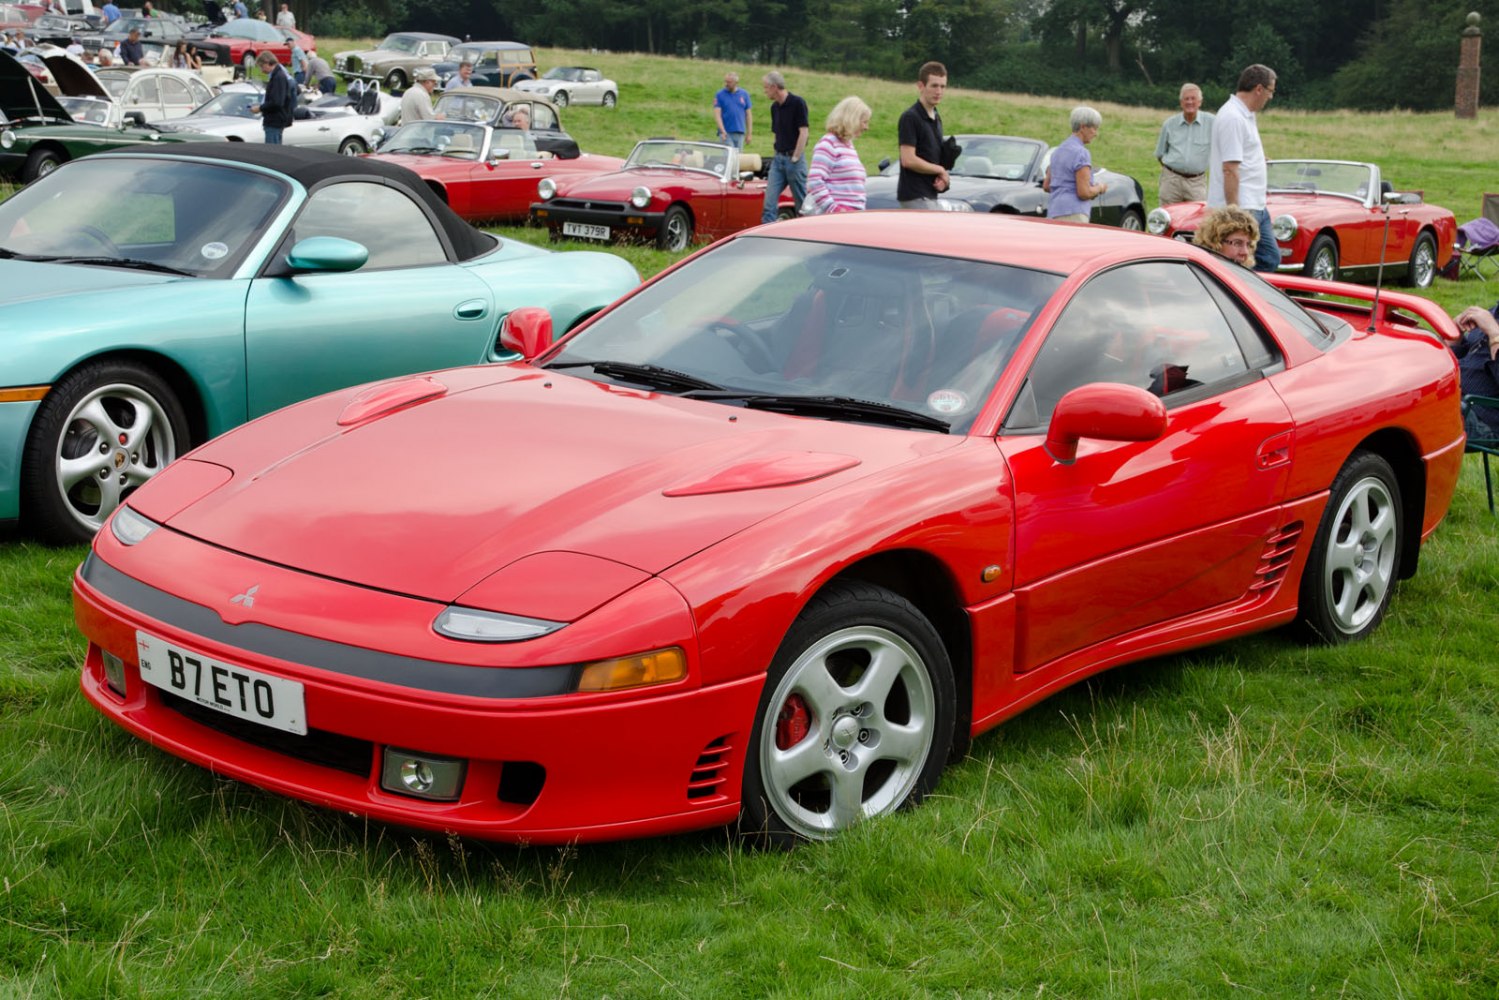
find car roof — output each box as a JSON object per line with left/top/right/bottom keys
{"left": 758, "top": 211, "right": 1191, "bottom": 274}
{"left": 93, "top": 142, "right": 498, "bottom": 261}
{"left": 452, "top": 41, "right": 532, "bottom": 51}
{"left": 385, "top": 31, "right": 459, "bottom": 42}
{"left": 447, "top": 85, "right": 557, "bottom": 110}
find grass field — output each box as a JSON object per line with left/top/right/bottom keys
{"left": 4, "top": 45, "right": 1499, "bottom": 998}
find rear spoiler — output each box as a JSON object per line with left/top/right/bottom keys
{"left": 1267, "top": 273, "right": 1459, "bottom": 342}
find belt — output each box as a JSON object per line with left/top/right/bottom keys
{"left": 1164, "top": 165, "right": 1203, "bottom": 179}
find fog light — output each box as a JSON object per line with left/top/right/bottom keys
{"left": 381, "top": 748, "right": 466, "bottom": 801}
{"left": 102, "top": 649, "right": 126, "bottom": 697}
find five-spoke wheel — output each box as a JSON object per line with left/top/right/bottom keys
{"left": 1298, "top": 451, "right": 1402, "bottom": 643}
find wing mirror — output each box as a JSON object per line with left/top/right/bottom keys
{"left": 1044, "top": 383, "right": 1167, "bottom": 464}
{"left": 284, "top": 236, "right": 369, "bottom": 274}
{"left": 499, "top": 306, "right": 553, "bottom": 359}
{"left": 125, "top": 111, "right": 146, "bottom": 127}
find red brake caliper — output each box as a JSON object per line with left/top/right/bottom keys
{"left": 775, "top": 694, "right": 811, "bottom": 750}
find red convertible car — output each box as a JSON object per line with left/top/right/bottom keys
{"left": 1147, "top": 159, "right": 1456, "bottom": 288}
{"left": 369, "top": 119, "right": 623, "bottom": 224}
{"left": 531, "top": 138, "right": 795, "bottom": 250}
{"left": 76, "top": 214, "right": 1463, "bottom": 846}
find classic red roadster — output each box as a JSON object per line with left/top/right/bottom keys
{"left": 76, "top": 213, "right": 1463, "bottom": 846}
{"left": 1146, "top": 159, "right": 1456, "bottom": 288}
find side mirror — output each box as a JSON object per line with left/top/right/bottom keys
{"left": 489, "top": 148, "right": 511, "bottom": 162}
{"left": 125, "top": 110, "right": 146, "bottom": 127}
{"left": 499, "top": 306, "right": 553, "bottom": 359}
{"left": 1044, "top": 383, "right": 1167, "bottom": 464}
{"left": 284, "top": 236, "right": 368, "bottom": 274}
{"left": 877, "top": 157, "right": 891, "bottom": 172}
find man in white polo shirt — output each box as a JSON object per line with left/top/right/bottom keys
{"left": 1208, "top": 64, "right": 1277, "bottom": 272}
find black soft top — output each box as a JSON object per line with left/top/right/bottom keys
{"left": 97, "top": 141, "right": 499, "bottom": 261}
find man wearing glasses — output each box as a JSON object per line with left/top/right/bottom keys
{"left": 1208, "top": 64, "right": 1277, "bottom": 272}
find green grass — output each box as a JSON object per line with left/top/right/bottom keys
{"left": 5, "top": 47, "right": 1499, "bottom": 997}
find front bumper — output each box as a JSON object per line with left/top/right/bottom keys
{"left": 75, "top": 531, "right": 761, "bottom": 843}
{"left": 530, "top": 201, "right": 667, "bottom": 243}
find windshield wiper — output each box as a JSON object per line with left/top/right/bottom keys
{"left": 394, "top": 145, "right": 441, "bottom": 155}
{"left": 546, "top": 359, "right": 725, "bottom": 393}
{"left": 43, "top": 256, "right": 196, "bottom": 276}
{"left": 681, "top": 390, "right": 951, "bottom": 432}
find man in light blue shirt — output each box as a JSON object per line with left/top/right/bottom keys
{"left": 1154, "top": 83, "right": 1214, "bottom": 205}
{"left": 101, "top": 1, "right": 121, "bottom": 24}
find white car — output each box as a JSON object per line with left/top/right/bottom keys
{"left": 95, "top": 67, "right": 216, "bottom": 121}
{"left": 170, "top": 82, "right": 386, "bottom": 154}
{"left": 512, "top": 66, "right": 617, "bottom": 108}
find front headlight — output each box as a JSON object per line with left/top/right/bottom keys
{"left": 936, "top": 198, "right": 973, "bottom": 212}
{"left": 1146, "top": 207, "right": 1171, "bottom": 235}
{"left": 537, "top": 176, "right": 556, "bottom": 200}
{"left": 630, "top": 185, "right": 652, "bottom": 209}
{"left": 433, "top": 606, "right": 565, "bottom": 643}
{"left": 1272, "top": 214, "right": 1298, "bottom": 242}
{"left": 0, "top": 130, "right": 14, "bottom": 149}
{"left": 109, "top": 505, "right": 160, "bottom": 546}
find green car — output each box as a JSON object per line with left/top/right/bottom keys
{"left": 0, "top": 142, "right": 640, "bottom": 543}
{"left": 0, "top": 51, "right": 217, "bottom": 182}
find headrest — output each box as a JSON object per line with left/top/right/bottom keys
{"left": 738, "top": 153, "right": 761, "bottom": 174}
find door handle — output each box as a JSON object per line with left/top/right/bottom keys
{"left": 454, "top": 299, "right": 489, "bottom": 320}
{"left": 1256, "top": 430, "right": 1293, "bottom": 469}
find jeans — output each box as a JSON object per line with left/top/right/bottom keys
{"left": 762, "top": 151, "right": 806, "bottom": 223}
{"left": 294, "top": 71, "right": 306, "bottom": 86}
{"left": 318, "top": 77, "right": 336, "bottom": 95}
{"left": 263, "top": 127, "right": 284, "bottom": 145}
{"left": 1252, "top": 207, "right": 1279, "bottom": 273}
{"left": 721, "top": 132, "right": 744, "bottom": 149}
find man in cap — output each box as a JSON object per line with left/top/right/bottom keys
{"left": 401, "top": 66, "right": 440, "bottom": 122}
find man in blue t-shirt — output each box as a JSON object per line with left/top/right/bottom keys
{"left": 101, "top": 1, "right": 121, "bottom": 24}
{"left": 232, "top": 0, "right": 248, "bottom": 18}
{"left": 760, "top": 70, "right": 807, "bottom": 223}
{"left": 712, "top": 72, "right": 752, "bottom": 149}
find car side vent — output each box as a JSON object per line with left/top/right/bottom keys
{"left": 687, "top": 735, "right": 734, "bottom": 801}
{"left": 1249, "top": 522, "right": 1304, "bottom": 593}
{"left": 497, "top": 761, "right": 546, "bottom": 806}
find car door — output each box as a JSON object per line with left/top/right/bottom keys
{"left": 996, "top": 259, "right": 1295, "bottom": 674}
{"left": 578, "top": 69, "right": 601, "bottom": 104}
{"left": 243, "top": 180, "right": 496, "bottom": 416}
{"left": 124, "top": 74, "right": 163, "bottom": 120}
{"left": 158, "top": 75, "right": 196, "bottom": 119}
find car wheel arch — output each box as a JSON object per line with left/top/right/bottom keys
{"left": 424, "top": 179, "right": 448, "bottom": 203}
{"left": 1345, "top": 428, "right": 1426, "bottom": 582}
{"left": 51, "top": 349, "right": 209, "bottom": 447}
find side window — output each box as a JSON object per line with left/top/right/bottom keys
{"left": 287, "top": 182, "right": 446, "bottom": 270}
{"left": 529, "top": 103, "right": 557, "bottom": 130}
{"left": 188, "top": 78, "right": 212, "bottom": 107}
{"left": 160, "top": 77, "right": 193, "bottom": 110}
{"left": 1190, "top": 264, "right": 1281, "bottom": 370}
{"left": 133, "top": 76, "right": 159, "bottom": 104}
{"left": 582, "top": 70, "right": 599, "bottom": 83}
{"left": 1014, "top": 261, "right": 1253, "bottom": 426}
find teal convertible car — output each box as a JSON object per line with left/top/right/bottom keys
{"left": 0, "top": 143, "right": 640, "bottom": 543}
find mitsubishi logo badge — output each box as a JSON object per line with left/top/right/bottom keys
{"left": 230, "top": 585, "right": 259, "bottom": 608}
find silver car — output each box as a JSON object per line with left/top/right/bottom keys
{"left": 513, "top": 66, "right": 617, "bottom": 108}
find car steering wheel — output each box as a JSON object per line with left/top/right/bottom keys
{"left": 68, "top": 225, "right": 120, "bottom": 256}
{"left": 708, "top": 320, "right": 777, "bottom": 374}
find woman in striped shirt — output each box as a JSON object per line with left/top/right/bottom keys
{"left": 803, "top": 97, "right": 872, "bottom": 215}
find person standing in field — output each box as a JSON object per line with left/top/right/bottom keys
{"left": 804, "top": 97, "right": 871, "bottom": 215}
{"left": 896, "top": 60, "right": 949, "bottom": 209}
{"left": 713, "top": 72, "right": 752, "bottom": 149}
{"left": 1208, "top": 64, "right": 1278, "bottom": 272}
{"left": 760, "top": 71, "right": 808, "bottom": 223}
{"left": 1155, "top": 83, "right": 1213, "bottom": 205}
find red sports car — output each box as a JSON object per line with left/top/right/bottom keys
{"left": 369, "top": 118, "right": 623, "bottom": 224}
{"left": 531, "top": 138, "right": 795, "bottom": 250}
{"left": 196, "top": 16, "right": 312, "bottom": 71}
{"left": 75, "top": 214, "right": 1463, "bottom": 846}
{"left": 1147, "top": 159, "right": 1456, "bottom": 288}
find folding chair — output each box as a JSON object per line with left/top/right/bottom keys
{"left": 1483, "top": 192, "right": 1499, "bottom": 226}
{"left": 1465, "top": 395, "right": 1499, "bottom": 514}
{"left": 1456, "top": 217, "right": 1499, "bottom": 282}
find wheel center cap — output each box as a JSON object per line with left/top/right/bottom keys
{"left": 831, "top": 715, "right": 859, "bottom": 750}
{"left": 113, "top": 451, "right": 127, "bottom": 470}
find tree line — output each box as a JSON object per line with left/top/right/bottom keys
{"left": 300, "top": 0, "right": 1499, "bottom": 112}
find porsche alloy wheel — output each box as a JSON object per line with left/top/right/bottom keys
{"left": 1406, "top": 232, "right": 1437, "bottom": 289}
{"left": 1305, "top": 234, "right": 1339, "bottom": 282}
{"left": 21, "top": 360, "right": 188, "bottom": 545}
{"left": 657, "top": 205, "right": 693, "bottom": 252}
{"left": 602, "top": 91, "right": 617, "bottom": 108}
{"left": 740, "top": 582, "right": 955, "bottom": 846}
{"left": 1119, "top": 207, "right": 1145, "bottom": 231}
{"left": 552, "top": 89, "right": 569, "bottom": 108}
{"left": 1298, "top": 451, "right": 1402, "bottom": 643}
{"left": 338, "top": 136, "right": 369, "bottom": 156}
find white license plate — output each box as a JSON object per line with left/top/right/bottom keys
{"left": 563, "top": 221, "right": 610, "bottom": 240}
{"left": 135, "top": 631, "right": 307, "bottom": 735}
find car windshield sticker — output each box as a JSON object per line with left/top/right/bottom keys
{"left": 927, "top": 389, "right": 967, "bottom": 414}
{"left": 200, "top": 242, "right": 229, "bottom": 260}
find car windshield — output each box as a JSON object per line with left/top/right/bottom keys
{"left": 433, "top": 90, "right": 500, "bottom": 122}
{"left": 95, "top": 68, "right": 133, "bottom": 98}
{"left": 188, "top": 90, "right": 259, "bottom": 118}
{"left": 58, "top": 96, "right": 112, "bottom": 124}
{"left": 548, "top": 237, "right": 1063, "bottom": 435}
{"left": 380, "top": 120, "right": 489, "bottom": 159}
{"left": 447, "top": 43, "right": 488, "bottom": 63}
{"left": 542, "top": 67, "right": 582, "bottom": 81}
{"left": 0, "top": 157, "right": 288, "bottom": 278}
{"left": 624, "top": 140, "right": 729, "bottom": 175}
{"left": 378, "top": 34, "right": 422, "bottom": 53}
{"left": 1267, "top": 161, "right": 1374, "bottom": 199}
{"left": 952, "top": 137, "right": 1041, "bottom": 180}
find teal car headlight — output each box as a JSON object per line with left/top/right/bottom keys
{"left": 1147, "top": 207, "right": 1171, "bottom": 235}
{"left": 630, "top": 185, "right": 652, "bottom": 209}
{"left": 1273, "top": 214, "right": 1298, "bottom": 242}
{"left": 1, "top": 130, "right": 15, "bottom": 149}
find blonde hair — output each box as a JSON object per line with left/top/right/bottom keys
{"left": 824, "top": 96, "right": 871, "bottom": 141}
{"left": 1194, "top": 206, "right": 1260, "bottom": 257}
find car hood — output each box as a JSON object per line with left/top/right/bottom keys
{"left": 557, "top": 166, "right": 704, "bottom": 198}
{"left": 162, "top": 367, "right": 954, "bottom": 602}
{"left": 43, "top": 52, "right": 109, "bottom": 99}
{"left": 174, "top": 114, "right": 253, "bottom": 134}
{"left": 0, "top": 259, "right": 181, "bottom": 308}
{"left": 0, "top": 50, "right": 71, "bottom": 122}
{"left": 863, "top": 172, "right": 1037, "bottom": 209}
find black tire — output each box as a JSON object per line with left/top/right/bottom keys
{"left": 22, "top": 148, "right": 63, "bottom": 183}
{"left": 1404, "top": 231, "right": 1437, "bottom": 289}
{"left": 337, "top": 136, "right": 368, "bottom": 156}
{"left": 20, "top": 360, "right": 189, "bottom": 545}
{"left": 738, "top": 581, "right": 956, "bottom": 847}
{"left": 552, "top": 89, "right": 569, "bottom": 108}
{"left": 656, "top": 205, "right": 693, "bottom": 251}
{"left": 1296, "top": 450, "right": 1402, "bottom": 644}
{"left": 1304, "top": 233, "right": 1339, "bottom": 282}
{"left": 775, "top": 205, "right": 797, "bottom": 222}
{"left": 1119, "top": 207, "right": 1145, "bottom": 231}
{"left": 384, "top": 68, "right": 406, "bottom": 92}
{"left": 601, "top": 91, "right": 617, "bottom": 108}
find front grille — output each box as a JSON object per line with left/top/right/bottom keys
{"left": 162, "top": 691, "right": 373, "bottom": 777}
{"left": 549, "top": 199, "right": 628, "bottom": 214}
{"left": 687, "top": 735, "right": 734, "bottom": 800}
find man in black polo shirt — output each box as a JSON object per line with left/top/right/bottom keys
{"left": 760, "top": 71, "right": 809, "bottom": 223}
{"left": 897, "top": 61, "right": 950, "bottom": 209}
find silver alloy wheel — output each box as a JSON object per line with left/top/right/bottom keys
{"left": 1309, "top": 242, "right": 1338, "bottom": 280}
{"left": 1120, "top": 208, "right": 1144, "bottom": 231}
{"left": 1318, "top": 474, "right": 1398, "bottom": 635}
{"left": 338, "top": 136, "right": 367, "bottom": 155}
{"left": 37, "top": 157, "right": 59, "bottom": 177}
{"left": 1411, "top": 238, "right": 1436, "bottom": 287}
{"left": 552, "top": 89, "right": 569, "bottom": 107}
{"left": 758, "top": 625, "right": 938, "bottom": 840}
{"left": 661, "top": 207, "right": 691, "bottom": 251}
{"left": 54, "top": 382, "right": 178, "bottom": 535}
{"left": 602, "top": 91, "right": 616, "bottom": 108}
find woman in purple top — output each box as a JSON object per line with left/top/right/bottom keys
{"left": 1045, "top": 106, "right": 1108, "bottom": 222}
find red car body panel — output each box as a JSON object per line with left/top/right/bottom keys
{"left": 75, "top": 214, "right": 1464, "bottom": 843}
{"left": 376, "top": 150, "right": 624, "bottom": 224}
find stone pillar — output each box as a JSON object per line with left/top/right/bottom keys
{"left": 1456, "top": 11, "right": 1481, "bottom": 119}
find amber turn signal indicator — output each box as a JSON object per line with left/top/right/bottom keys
{"left": 576, "top": 647, "right": 686, "bottom": 692}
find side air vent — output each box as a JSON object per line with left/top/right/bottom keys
{"left": 1249, "top": 521, "right": 1304, "bottom": 593}
{"left": 687, "top": 735, "right": 734, "bottom": 801}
